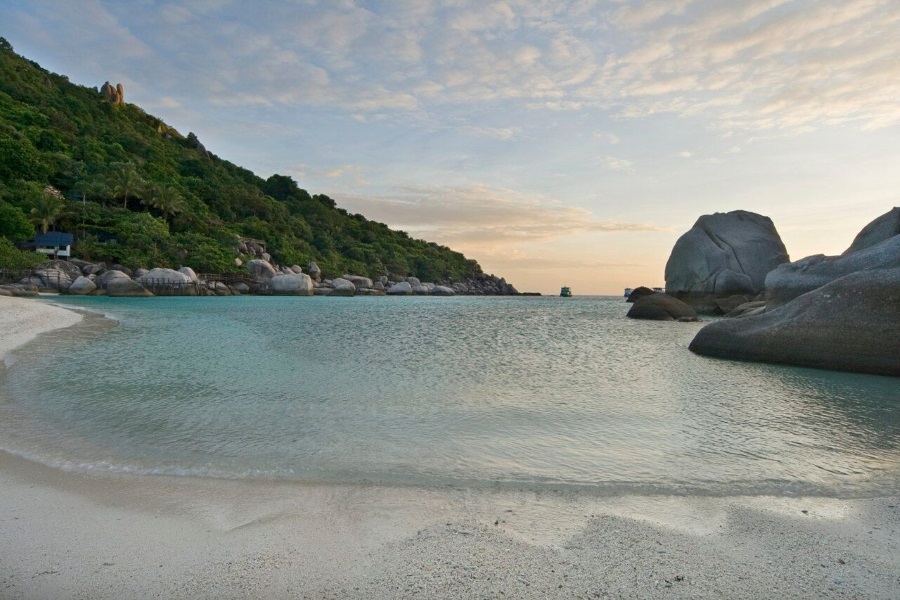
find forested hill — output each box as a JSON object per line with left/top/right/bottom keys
{"left": 0, "top": 38, "right": 483, "bottom": 282}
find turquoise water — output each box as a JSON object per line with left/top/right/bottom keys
{"left": 2, "top": 295, "right": 899, "bottom": 496}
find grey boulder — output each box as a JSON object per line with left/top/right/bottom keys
{"left": 95, "top": 270, "right": 131, "bottom": 289}
{"left": 330, "top": 278, "right": 357, "bottom": 296}
{"left": 342, "top": 275, "right": 373, "bottom": 291}
{"left": 178, "top": 267, "right": 199, "bottom": 282}
{"left": 665, "top": 210, "right": 788, "bottom": 313}
{"left": 139, "top": 268, "right": 192, "bottom": 285}
{"left": 107, "top": 278, "right": 153, "bottom": 297}
{"left": 844, "top": 207, "right": 900, "bottom": 254}
{"left": 626, "top": 294, "right": 700, "bottom": 321}
{"left": 67, "top": 276, "right": 97, "bottom": 295}
{"left": 690, "top": 267, "right": 900, "bottom": 376}
{"left": 387, "top": 281, "right": 413, "bottom": 295}
{"left": 765, "top": 234, "right": 900, "bottom": 307}
{"left": 269, "top": 272, "right": 314, "bottom": 295}
{"left": 246, "top": 259, "right": 277, "bottom": 282}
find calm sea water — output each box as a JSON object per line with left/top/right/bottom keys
{"left": 1, "top": 295, "right": 898, "bottom": 497}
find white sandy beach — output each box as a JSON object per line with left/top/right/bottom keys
{"left": 0, "top": 296, "right": 898, "bottom": 599}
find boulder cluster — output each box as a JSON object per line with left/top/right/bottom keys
{"left": 244, "top": 259, "right": 517, "bottom": 297}
{"left": 625, "top": 207, "right": 898, "bottom": 375}
{"left": 0, "top": 256, "right": 519, "bottom": 299}
{"left": 679, "top": 207, "right": 900, "bottom": 376}
{"left": 100, "top": 81, "right": 124, "bottom": 105}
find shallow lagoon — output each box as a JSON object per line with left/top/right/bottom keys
{"left": 2, "top": 295, "right": 898, "bottom": 497}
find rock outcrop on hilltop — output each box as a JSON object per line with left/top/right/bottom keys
{"left": 689, "top": 268, "right": 900, "bottom": 376}
{"left": 100, "top": 81, "right": 125, "bottom": 105}
{"left": 665, "top": 210, "right": 789, "bottom": 313}
{"left": 765, "top": 207, "right": 900, "bottom": 307}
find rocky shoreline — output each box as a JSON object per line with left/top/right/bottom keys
{"left": 0, "top": 257, "right": 519, "bottom": 299}
{"left": 627, "top": 207, "right": 899, "bottom": 376}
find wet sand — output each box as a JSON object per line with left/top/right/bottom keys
{"left": 1, "top": 296, "right": 898, "bottom": 598}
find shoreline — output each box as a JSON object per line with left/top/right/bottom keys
{"left": 1, "top": 297, "right": 899, "bottom": 598}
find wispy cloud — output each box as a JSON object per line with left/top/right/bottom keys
{"left": 338, "top": 184, "right": 666, "bottom": 252}
{"left": 9, "top": 0, "right": 899, "bottom": 133}
{"left": 598, "top": 155, "right": 635, "bottom": 172}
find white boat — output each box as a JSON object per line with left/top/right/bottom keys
{"left": 624, "top": 287, "right": 633, "bottom": 298}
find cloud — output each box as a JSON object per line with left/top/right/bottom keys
{"left": 460, "top": 126, "right": 522, "bottom": 140}
{"left": 11, "top": 0, "right": 900, "bottom": 133}
{"left": 597, "top": 155, "right": 634, "bottom": 172}
{"left": 337, "top": 184, "right": 666, "bottom": 252}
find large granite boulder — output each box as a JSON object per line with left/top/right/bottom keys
{"left": 67, "top": 276, "right": 97, "bottom": 295}
{"left": 246, "top": 259, "right": 277, "bottom": 282}
{"left": 30, "top": 267, "right": 73, "bottom": 292}
{"left": 665, "top": 210, "right": 789, "bottom": 313}
{"left": 431, "top": 285, "right": 455, "bottom": 296}
{"left": 626, "top": 294, "right": 700, "bottom": 321}
{"left": 844, "top": 207, "right": 900, "bottom": 254}
{"left": 342, "top": 275, "right": 373, "bottom": 291}
{"left": 107, "top": 278, "right": 153, "bottom": 297}
{"left": 0, "top": 284, "right": 38, "bottom": 297}
{"left": 765, "top": 232, "right": 900, "bottom": 307}
{"left": 95, "top": 270, "right": 131, "bottom": 289}
{"left": 139, "top": 268, "right": 192, "bottom": 285}
{"left": 269, "top": 272, "right": 314, "bottom": 295}
{"left": 330, "top": 278, "right": 357, "bottom": 296}
{"left": 178, "top": 267, "right": 199, "bottom": 283}
{"left": 690, "top": 267, "right": 900, "bottom": 376}
{"left": 307, "top": 261, "right": 321, "bottom": 282}
{"left": 387, "top": 281, "right": 413, "bottom": 295}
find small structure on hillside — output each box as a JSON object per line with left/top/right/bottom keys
{"left": 32, "top": 231, "right": 74, "bottom": 259}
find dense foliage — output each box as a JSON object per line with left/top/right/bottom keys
{"left": 0, "top": 39, "right": 481, "bottom": 280}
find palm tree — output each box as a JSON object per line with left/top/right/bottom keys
{"left": 143, "top": 184, "right": 186, "bottom": 221}
{"left": 109, "top": 163, "right": 144, "bottom": 209}
{"left": 29, "top": 190, "right": 65, "bottom": 233}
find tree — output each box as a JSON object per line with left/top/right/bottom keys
{"left": 72, "top": 178, "right": 109, "bottom": 203}
{"left": 143, "top": 183, "right": 185, "bottom": 221}
{"left": 109, "top": 163, "right": 144, "bottom": 209}
{"left": 28, "top": 188, "right": 65, "bottom": 233}
{"left": 0, "top": 200, "right": 35, "bottom": 239}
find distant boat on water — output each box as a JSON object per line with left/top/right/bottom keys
{"left": 560, "top": 286, "right": 572, "bottom": 297}
{"left": 624, "top": 287, "right": 633, "bottom": 298}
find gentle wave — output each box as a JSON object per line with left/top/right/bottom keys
{"left": 2, "top": 295, "right": 898, "bottom": 497}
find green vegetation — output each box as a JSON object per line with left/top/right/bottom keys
{"left": 0, "top": 39, "right": 482, "bottom": 280}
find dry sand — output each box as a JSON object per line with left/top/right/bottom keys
{"left": 1, "top": 296, "right": 898, "bottom": 599}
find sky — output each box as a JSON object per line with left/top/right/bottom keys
{"left": 3, "top": 0, "right": 899, "bottom": 294}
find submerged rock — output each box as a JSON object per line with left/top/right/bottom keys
{"left": 626, "top": 286, "right": 656, "bottom": 303}
{"left": 627, "top": 294, "right": 700, "bottom": 321}
{"left": 690, "top": 267, "right": 900, "bottom": 376}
